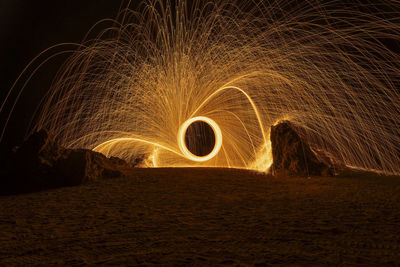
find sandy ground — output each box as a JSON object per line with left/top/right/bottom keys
{"left": 0, "top": 168, "right": 400, "bottom": 266}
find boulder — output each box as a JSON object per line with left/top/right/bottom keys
{"left": 270, "top": 121, "right": 333, "bottom": 176}
{"left": 0, "top": 130, "right": 132, "bottom": 195}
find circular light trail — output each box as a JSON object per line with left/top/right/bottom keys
{"left": 178, "top": 116, "right": 222, "bottom": 162}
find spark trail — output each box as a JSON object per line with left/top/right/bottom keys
{"left": 2, "top": 0, "right": 400, "bottom": 174}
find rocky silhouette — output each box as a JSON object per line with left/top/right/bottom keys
{"left": 0, "top": 130, "right": 134, "bottom": 195}
{"left": 270, "top": 121, "right": 334, "bottom": 176}
{"left": 0, "top": 122, "right": 348, "bottom": 195}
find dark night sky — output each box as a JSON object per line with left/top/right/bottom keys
{"left": 1, "top": 0, "right": 399, "bottom": 154}
{"left": 0, "top": 0, "right": 128, "bottom": 151}
{"left": 0, "top": 0, "right": 125, "bottom": 90}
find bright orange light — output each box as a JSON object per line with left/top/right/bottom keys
{"left": 11, "top": 0, "right": 400, "bottom": 175}
{"left": 178, "top": 116, "right": 222, "bottom": 162}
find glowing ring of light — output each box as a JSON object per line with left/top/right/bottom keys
{"left": 178, "top": 116, "right": 222, "bottom": 162}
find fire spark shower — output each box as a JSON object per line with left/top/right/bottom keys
{"left": 2, "top": 0, "right": 400, "bottom": 174}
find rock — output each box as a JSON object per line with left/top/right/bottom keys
{"left": 131, "top": 154, "right": 146, "bottom": 167}
{"left": 270, "top": 121, "right": 333, "bottom": 176}
{"left": 0, "top": 129, "right": 132, "bottom": 195}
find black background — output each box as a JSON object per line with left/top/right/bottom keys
{"left": 0, "top": 0, "right": 129, "bottom": 152}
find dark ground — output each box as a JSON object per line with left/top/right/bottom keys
{"left": 0, "top": 168, "right": 399, "bottom": 265}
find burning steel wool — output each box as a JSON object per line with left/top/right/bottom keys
{"left": 2, "top": 0, "right": 400, "bottom": 174}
